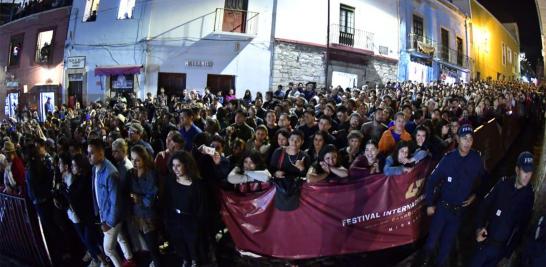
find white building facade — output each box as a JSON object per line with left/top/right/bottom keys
{"left": 272, "top": 0, "right": 400, "bottom": 89}
{"left": 65, "top": 0, "right": 273, "bottom": 102}
{"left": 65, "top": 0, "right": 404, "bottom": 103}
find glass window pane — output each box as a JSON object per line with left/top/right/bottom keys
{"left": 83, "top": 0, "right": 100, "bottom": 22}
{"left": 118, "top": 0, "right": 136, "bottom": 20}
{"left": 35, "top": 30, "right": 54, "bottom": 64}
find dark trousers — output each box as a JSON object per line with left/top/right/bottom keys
{"left": 468, "top": 243, "right": 504, "bottom": 267}
{"left": 167, "top": 214, "right": 200, "bottom": 262}
{"left": 73, "top": 221, "right": 102, "bottom": 261}
{"left": 424, "top": 206, "right": 462, "bottom": 266}
{"left": 141, "top": 230, "right": 161, "bottom": 267}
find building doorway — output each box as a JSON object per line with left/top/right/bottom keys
{"left": 68, "top": 73, "right": 84, "bottom": 107}
{"left": 4, "top": 92, "right": 18, "bottom": 118}
{"left": 158, "top": 72, "right": 186, "bottom": 96}
{"left": 207, "top": 74, "right": 235, "bottom": 97}
{"left": 39, "top": 92, "right": 55, "bottom": 122}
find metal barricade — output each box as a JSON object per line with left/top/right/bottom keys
{"left": 0, "top": 192, "right": 51, "bottom": 266}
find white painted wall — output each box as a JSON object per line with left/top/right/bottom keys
{"left": 275, "top": 0, "right": 399, "bottom": 59}
{"left": 66, "top": 0, "right": 406, "bottom": 101}
{"left": 275, "top": 0, "right": 329, "bottom": 45}
{"left": 144, "top": 0, "right": 274, "bottom": 98}
{"left": 330, "top": 0, "right": 400, "bottom": 59}
{"left": 66, "top": 0, "right": 273, "bottom": 101}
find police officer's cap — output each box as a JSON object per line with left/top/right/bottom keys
{"left": 517, "top": 151, "right": 534, "bottom": 172}
{"left": 457, "top": 124, "right": 473, "bottom": 137}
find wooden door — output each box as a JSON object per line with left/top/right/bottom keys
{"left": 207, "top": 74, "right": 235, "bottom": 96}
{"left": 158, "top": 72, "right": 186, "bottom": 96}
{"left": 222, "top": 0, "right": 248, "bottom": 33}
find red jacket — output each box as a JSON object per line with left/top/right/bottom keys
{"left": 10, "top": 156, "right": 25, "bottom": 195}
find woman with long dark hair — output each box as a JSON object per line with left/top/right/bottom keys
{"left": 227, "top": 150, "right": 272, "bottom": 184}
{"left": 413, "top": 125, "right": 431, "bottom": 162}
{"left": 127, "top": 145, "right": 161, "bottom": 267}
{"left": 338, "top": 130, "right": 364, "bottom": 168}
{"left": 349, "top": 139, "right": 384, "bottom": 178}
{"left": 383, "top": 141, "right": 414, "bottom": 176}
{"left": 245, "top": 125, "right": 270, "bottom": 159}
{"left": 165, "top": 151, "right": 208, "bottom": 267}
{"left": 273, "top": 128, "right": 290, "bottom": 150}
{"left": 242, "top": 89, "right": 253, "bottom": 106}
{"left": 306, "top": 144, "right": 348, "bottom": 183}
{"left": 304, "top": 131, "right": 327, "bottom": 163}
{"left": 431, "top": 119, "right": 453, "bottom": 159}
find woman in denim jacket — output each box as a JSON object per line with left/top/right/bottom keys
{"left": 127, "top": 145, "right": 161, "bottom": 267}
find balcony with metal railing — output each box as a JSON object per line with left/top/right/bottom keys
{"left": 407, "top": 33, "right": 470, "bottom": 69}
{"left": 435, "top": 45, "right": 471, "bottom": 69}
{"left": 408, "top": 33, "right": 436, "bottom": 57}
{"left": 213, "top": 8, "right": 259, "bottom": 38}
{"left": 329, "top": 24, "right": 374, "bottom": 53}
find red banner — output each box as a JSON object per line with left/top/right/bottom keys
{"left": 219, "top": 160, "right": 435, "bottom": 259}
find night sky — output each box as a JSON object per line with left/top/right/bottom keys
{"left": 478, "top": 0, "right": 542, "bottom": 69}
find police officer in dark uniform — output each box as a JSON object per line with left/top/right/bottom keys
{"left": 423, "top": 124, "right": 486, "bottom": 266}
{"left": 469, "top": 151, "right": 535, "bottom": 267}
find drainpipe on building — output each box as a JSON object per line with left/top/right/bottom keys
{"left": 325, "top": 0, "right": 330, "bottom": 89}
{"left": 269, "top": 0, "right": 278, "bottom": 91}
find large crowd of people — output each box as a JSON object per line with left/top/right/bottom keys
{"left": 1, "top": 79, "right": 546, "bottom": 267}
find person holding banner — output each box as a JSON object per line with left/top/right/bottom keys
{"left": 269, "top": 130, "right": 310, "bottom": 180}
{"left": 349, "top": 139, "right": 384, "bottom": 178}
{"left": 383, "top": 141, "right": 415, "bottom": 176}
{"left": 306, "top": 144, "right": 348, "bottom": 183}
{"left": 422, "top": 124, "right": 486, "bottom": 267}
{"left": 468, "top": 152, "right": 535, "bottom": 267}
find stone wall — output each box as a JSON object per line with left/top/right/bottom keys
{"left": 271, "top": 40, "right": 399, "bottom": 89}
{"left": 271, "top": 41, "right": 326, "bottom": 89}
{"left": 366, "top": 58, "right": 398, "bottom": 85}
{"left": 329, "top": 58, "right": 398, "bottom": 88}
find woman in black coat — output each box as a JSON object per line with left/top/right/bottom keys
{"left": 165, "top": 151, "right": 209, "bottom": 267}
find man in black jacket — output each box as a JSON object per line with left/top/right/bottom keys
{"left": 26, "top": 138, "right": 67, "bottom": 265}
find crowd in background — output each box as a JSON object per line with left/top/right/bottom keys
{"left": 0, "top": 79, "right": 545, "bottom": 267}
